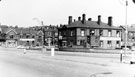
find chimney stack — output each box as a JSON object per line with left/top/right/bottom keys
{"left": 88, "top": 18, "right": 92, "bottom": 21}
{"left": 108, "top": 16, "right": 112, "bottom": 26}
{"left": 68, "top": 16, "right": 72, "bottom": 25}
{"left": 82, "top": 14, "right": 86, "bottom": 24}
{"left": 97, "top": 15, "right": 101, "bottom": 25}
{"left": 78, "top": 17, "right": 81, "bottom": 21}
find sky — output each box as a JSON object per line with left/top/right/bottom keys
{"left": 0, "top": 0, "right": 135, "bottom": 27}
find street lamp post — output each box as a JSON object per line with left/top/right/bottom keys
{"left": 125, "top": 0, "right": 128, "bottom": 55}
{"left": 33, "top": 18, "right": 44, "bottom": 51}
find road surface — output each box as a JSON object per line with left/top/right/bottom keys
{"left": 0, "top": 47, "right": 135, "bottom": 77}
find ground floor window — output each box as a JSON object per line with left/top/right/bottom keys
{"left": 62, "top": 41, "right": 67, "bottom": 47}
{"left": 116, "top": 41, "right": 120, "bottom": 48}
{"left": 107, "top": 41, "right": 112, "bottom": 48}
{"left": 80, "top": 40, "right": 85, "bottom": 46}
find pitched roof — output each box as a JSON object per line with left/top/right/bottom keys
{"left": 16, "top": 28, "right": 39, "bottom": 34}
{"left": 120, "top": 26, "right": 135, "bottom": 32}
{"left": 66, "top": 21, "right": 121, "bottom": 30}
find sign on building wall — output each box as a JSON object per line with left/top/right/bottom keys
{"left": 100, "top": 37, "right": 121, "bottom": 40}
{"left": 20, "top": 39, "right": 35, "bottom": 41}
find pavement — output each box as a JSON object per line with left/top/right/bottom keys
{"left": 0, "top": 47, "right": 135, "bottom": 77}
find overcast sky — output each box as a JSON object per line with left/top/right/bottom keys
{"left": 0, "top": 0, "right": 135, "bottom": 27}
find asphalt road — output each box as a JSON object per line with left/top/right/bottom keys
{"left": 0, "top": 48, "right": 135, "bottom": 77}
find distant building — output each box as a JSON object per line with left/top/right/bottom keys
{"left": 43, "top": 25, "right": 58, "bottom": 46}
{"left": 0, "top": 26, "right": 44, "bottom": 47}
{"left": 58, "top": 14, "right": 122, "bottom": 49}
{"left": 0, "top": 25, "right": 8, "bottom": 46}
{"left": 120, "top": 25, "right": 135, "bottom": 47}
{"left": 0, "top": 25, "right": 58, "bottom": 48}
{"left": 16, "top": 27, "right": 44, "bottom": 47}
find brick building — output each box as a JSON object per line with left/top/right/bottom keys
{"left": 58, "top": 14, "right": 122, "bottom": 49}
{"left": 120, "top": 25, "right": 135, "bottom": 47}
{"left": 43, "top": 25, "right": 58, "bottom": 46}
{"left": 0, "top": 26, "right": 44, "bottom": 47}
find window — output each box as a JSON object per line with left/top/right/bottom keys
{"left": 10, "top": 35, "right": 14, "bottom": 39}
{"left": 55, "top": 32, "right": 58, "bottom": 36}
{"left": 81, "top": 29, "right": 85, "bottom": 36}
{"left": 32, "top": 41, "right": 35, "bottom": 45}
{"left": 108, "top": 30, "right": 112, "bottom": 37}
{"left": 26, "top": 35, "right": 29, "bottom": 38}
{"left": 59, "top": 32, "right": 61, "bottom": 36}
{"left": 116, "top": 30, "right": 120, "bottom": 37}
{"left": 116, "top": 41, "right": 120, "bottom": 48}
{"left": 20, "top": 35, "right": 22, "bottom": 38}
{"left": 80, "top": 40, "right": 85, "bottom": 45}
{"left": 71, "top": 31, "right": 73, "bottom": 36}
{"left": 99, "top": 30, "right": 103, "bottom": 36}
{"left": 90, "top": 29, "right": 95, "bottom": 36}
{"left": 107, "top": 41, "right": 112, "bottom": 48}
{"left": 32, "top": 35, "right": 35, "bottom": 38}
{"left": 132, "top": 37, "right": 135, "bottom": 41}
{"left": 131, "top": 32, "right": 133, "bottom": 36}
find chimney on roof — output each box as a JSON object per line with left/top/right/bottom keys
{"left": 97, "top": 15, "right": 101, "bottom": 25}
{"left": 68, "top": 16, "right": 72, "bottom": 25}
{"left": 88, "top": 18, "right": 92, "bottom": 21}
{"left": 74, "top": 19, "right": 76, "bottom": 22}
{"left": 41, "top": 21, "right": 44, "bottom": 26}
{"left": 108, "top": 16, "right": 112, "bottom": 26}
{"left": 78, "top": 17, "right": 81, "bottom": 21}
{"left": 82, "top": 14, "right": 86, "bottom": 24}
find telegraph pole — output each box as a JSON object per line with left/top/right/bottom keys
{"left": 125, "top": 0, "right": 128, "bottom": 55}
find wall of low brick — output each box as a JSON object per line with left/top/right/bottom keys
{"left": 59, "top": 48, "right": 127, "bottom": 54}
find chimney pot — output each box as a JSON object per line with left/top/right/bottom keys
{"left": 97, "top": 15, "right": 101, "bottom": 25}
{"left": 78, "top": 17, "right": 81, "bottom": 21}
{"left": 82, "top": 14, "right": 86, "bottom": 24}
{"left": 108, "top": 16, "right": 112, "bottom": 26}
{"left": 68, "top": 16, "right": 72, "bottom": 25}
{"left": 88, "top": 18, "right": 92, "bottom": 21}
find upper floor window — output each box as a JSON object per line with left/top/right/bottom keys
{"left": 59, "top": 32, "right": 61, "bottom": 36}
{"left": 55, "top": 32, "right": 58, "bottom": 36}
{"left": 81, "top": 29, "right": 85, "bottom": 36}
{"left": 90, "top": 29, "right": 95, "bottom": 36}
{"left": 116, "top": 30, "right": 120, "bottom": 37}
{"left": 20, "top": 35, "right": 23, "bottom": 38}
{"left": 99, "top": 30, "right": 103, "bottom": 36}
{"left": 108, "top": 30, "right": 112, "bottom": 37}
{"left": 10, "top": 35, "right": 14, "bottom": 39}
{"left": 131, "top": 32, "right": 133, "bottom": 36}
{"left": 26, "top": 35, "right": 29, "bottom": 38}
{"left": 32, "top": 35, "right": 35, "bottom": 38}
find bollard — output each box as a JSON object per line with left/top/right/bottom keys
{"left": 23, "top": 48, "right": 26, "bottom": 54}
{"left": 51, "top": 47, "right": 54, "bottom": 56}
{"left": 120, "top": 53, "right": 122, "bottom": 63}
{"left": 42, "top": 48, "right": 46, "bottom": 53}
{"left": 120, "top": 50, "right": 123, "bottom": 63}
{"left": 130, "top": 51, "right": 135, "bottom": 64}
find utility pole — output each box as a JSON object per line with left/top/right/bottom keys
{"left": 124, "top": 0, "right": 128, "bottom": 55}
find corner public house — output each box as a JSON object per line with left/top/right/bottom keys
{"left": 58, "top": 14, "right": 122, "bottom": 49}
